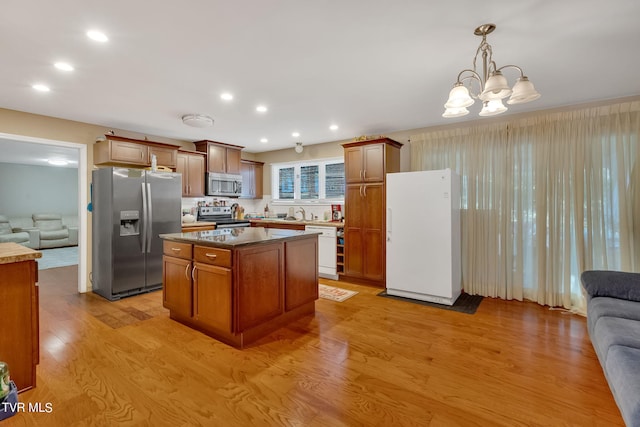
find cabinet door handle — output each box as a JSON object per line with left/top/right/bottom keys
{"left": 192, "top": 265, "right": 196, "bottom": 281}
{"left": 171, "top": 247, "right": 181, "bottom": 253}
{"left": 205, "top": 253, "right": 218, "bottom": 259}
{"left": 359, "top": 185, "right": 363, "bottom": 197}
{"left": 185, "top": 262, "right": 190, "bottom": 280}
{"left": 359, "top": 170, "right": 362, "bottom": 180}
{"left": 363, "top": 185, "right": 367, "bottom": 197}
{"left": 363, "top": 169, "right": 366, "bottom": 180}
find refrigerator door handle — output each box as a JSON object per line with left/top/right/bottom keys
{"left": 146, "top": 183, "right": 153, "bottom": 253}
{"left": 141, "top": 182, "right": 148, "bottom": 253}
{"left": 387, "top": 208, "right": 392, "bottom": 241}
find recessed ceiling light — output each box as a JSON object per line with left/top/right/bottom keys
{"left": 256, "top": 105, "right": 268, "bottom": 113}
{"left": 220, "top": 93, "right": 233, "bottom": 101}
{"left": 292, "top": 132, "right": 300, "bottom": 137}
{"left": 330, "top": 124, "right": 339, "bottom": 131}
{"left": 87, "top": 30, "right": 108, "bottom": 42}
{"left": 32, "top": 84, "right": 50, "bottom": 92}
{"left": 48, "top": 159, "right": 68, "bottom": 166}
{"left": 54, "top": 62, "right": 74, "bottom": 71}
{"left": 260, "top": 138, "right": 268, "bottom": 143}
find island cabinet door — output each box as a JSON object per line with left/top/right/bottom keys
{"left": 285, "top": 238, "right": 319, "bottom": 311}
{"left": 235, "top": 242, "right": 285, "bottom": 331}
{"left": 162, "top": 256, "right": 193, "bottom": 318}
{"left": 193, "top": 262, "right": 232, "bottom": 333}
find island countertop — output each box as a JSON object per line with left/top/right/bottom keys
{"left": 160, "top": 226, "right": 320, "bottom": 248}
{"left": 0, "top": 242, "right": 42, "bottom": 264}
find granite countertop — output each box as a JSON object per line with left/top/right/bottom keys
{"left": 0, "top": 242, "right": 42, "bottom": 265}
{"left": 161, "top": 227, "right": 321, "bottom": 249}
{"left": 250, "top": 218, "right": 345, "bottom": 227}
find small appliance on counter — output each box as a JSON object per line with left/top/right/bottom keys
{"left": 331, "top": 204, "right": 343, "bottom": 221}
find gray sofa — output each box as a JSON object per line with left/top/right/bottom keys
{"left": 1, "top": 214, "right": 78, "bottom": 249}
{"left": 581, "top": 270, "right": 640, "bottom": 427}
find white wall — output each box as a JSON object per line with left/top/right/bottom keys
{"left": 0, "top": 162, "right": 78, "bottom": 217}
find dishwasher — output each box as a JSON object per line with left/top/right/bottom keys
{"left": 305, "top": 225, "right": 337, "bottom": 279}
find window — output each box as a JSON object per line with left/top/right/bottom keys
{"left": 272, "top": 158, "right": 344, "bottom": 202}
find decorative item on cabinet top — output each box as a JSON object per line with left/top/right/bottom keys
{"left": 353, "top": 135, "right": 387, "bottom": 142}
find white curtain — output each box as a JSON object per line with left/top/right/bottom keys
{"left": 411, "top": 100, "right": 640, "bottom": 312}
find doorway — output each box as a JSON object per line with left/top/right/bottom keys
{"left": 0, "top": 132, "right": 88, "bottom": 292}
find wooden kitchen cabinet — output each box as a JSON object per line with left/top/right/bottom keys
{"left": 342, "top": 138, "right": 402, "bottom": 287}
{"left": 162, "top": 241, "right": 193, "bottom": 318}
{"left": 194, "top": 140, "right": 244, "bottom": 175}
{"left": 176, "top": 151, "right": 205, "bottom": 197}
{"left": 0, "top": 244, "right": 40, "bottom": 393}
{"left": 149, "top": 145, "right": 177, "bottom": 169}
{"left": 94, "top": 135, "right": 179, "bottom": 168}
{"left": 240, "top": 159, "right": 264, "bottom": 199}
{"left": 193, "top": 262, "right": 232, "bottom": 333}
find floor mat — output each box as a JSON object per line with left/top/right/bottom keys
{"left": 378, "top": 290, "right": 483, "bottom": 314}
{"left": 37, "top": 246, "right": 78, "bottom": 270}
{"left": 319, "top": 284, "right": 358, "bottom": 302}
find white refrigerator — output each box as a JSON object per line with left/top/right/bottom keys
{"left": 386, "top": 169, "right": 461, "bottom": 305}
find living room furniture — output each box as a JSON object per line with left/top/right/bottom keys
{"left": 581, "top": 270, "right": 640, "bottom": 427}
{"left": 32, "top": 214, "right": 78, "bottom": 249}
{"left": 0, "top": 242, "right": 41, "bottom": 392}
{"left": 0, "top": 215, "right": 38, "bottom": 249}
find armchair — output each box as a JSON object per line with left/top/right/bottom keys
{"left": 32, "top": 214, "right": 76, "bottom": 249}
{"left": 0, "top": 215, "right": 38, "bottom": 249}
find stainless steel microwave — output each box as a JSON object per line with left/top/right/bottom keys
{"left": 206, "top": 172, "right": 242, "bottom": 197}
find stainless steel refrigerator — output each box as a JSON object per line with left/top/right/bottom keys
{"left": 92, "top": 167, "right": 182, "bottom": 300}
{"left": 386, "top": 169, "right": 462, "bottom": 305}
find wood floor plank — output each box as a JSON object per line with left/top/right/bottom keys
{"left": 2, "top": 265, "right": 624, "bottom": 426}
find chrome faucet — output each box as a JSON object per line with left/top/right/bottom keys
{"left": 296, "top": 207, "right": 306, "bottom": 220}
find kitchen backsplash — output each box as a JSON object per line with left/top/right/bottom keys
{"left": 181, "top": 196, "right": 342, "bottom": 221}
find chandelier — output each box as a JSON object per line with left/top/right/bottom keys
{"left": 443, "top": 24, "right": 540, "bottom": 118}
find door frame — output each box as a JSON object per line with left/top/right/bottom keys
{"left": 0, "top": 132, "right": 88, "bottom": 293}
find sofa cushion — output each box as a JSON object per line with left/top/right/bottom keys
{"left": 592, "top": 317, "right": 640, "bottom": 363}
{"left": 604, "top": 345, "right": 640, "bottom": 427}
{"left": 0, "top": 231, "right": 29, "bottom": 244}
{"left": 581, "top": 270, "right": 640, "bottom": 302}
{"left": 39, "top": 229, "right": 69, "bottom": 240}
{"left": 587, "top": 297, "right": 640, "bottom": 336}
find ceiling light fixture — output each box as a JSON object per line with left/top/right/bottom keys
{"left": 220, "top": 93, "right": 233, "bottom": 101}
{"left": 443, "top": 23, "right": 540, "bottom": 118}
{"left": 292, "top": 132, "right": 300, "bottom": 138}
{"left": 54, "top": 62, "right": 74, "bottom": 71}
{"left": 256, "top": 105, "right": 268, "bottom": 113}
{"left": 32, "top": 84, "right": 50, "bottom": 92}
{"left": 182, "top": 114, "right": 214, "bottom": 128}
{"left": 295, "top": 142, "right": 303, "bottom": 154}
{"left": 260, "top": 138, "right": 268, "bottom": 143}
{"left": 87, "top": 30, "right": 108, "bottom": 42}
{"left": 329, "top": 124, "right": 338, "bottom": 131}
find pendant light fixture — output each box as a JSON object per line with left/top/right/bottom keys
{"left": 294, "top": 142, "right": 304, "bottom": 153}
{"left": 443, "top": 24, "right": 540, "bottom": 118}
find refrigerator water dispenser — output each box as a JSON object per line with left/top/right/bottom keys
{"left": 119, "top": 210, "right": 140, "bottom": 236}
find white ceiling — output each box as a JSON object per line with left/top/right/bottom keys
{"left": 1, "top": 0, "right": 639, "bottom": 159}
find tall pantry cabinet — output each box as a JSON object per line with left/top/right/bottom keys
{"left": 342, "top": 138, "right": 402, "bottom": 286}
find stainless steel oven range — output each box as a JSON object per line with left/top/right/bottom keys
{"left": 197, "top": 206, "right": 250, "bottom": 229}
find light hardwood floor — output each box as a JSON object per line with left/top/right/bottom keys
{"left": 4, "top": 265, "right": 623, "bottom": 426}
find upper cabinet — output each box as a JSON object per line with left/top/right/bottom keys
{"left": 240, "top": 159, "right": 264, "bottom": 199}
{"left": 94, "top": 135, "right": 178, "bottom": 168}
{"left": 193, "top": 140, "right": 244, "bottom": 175}
{"left": 344, "top": 139, "right": 400, "bottom": 184}
{"left": 176, "top": 151, "right": 205, "bottom": 197}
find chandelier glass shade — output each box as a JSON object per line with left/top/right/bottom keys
{"left": 443, "top": 24, "right": 540, "bottom": 118}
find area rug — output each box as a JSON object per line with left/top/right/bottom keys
{"left": 377, "top": 290, "right": 483, "bottom": 314}
{"left": 319, "top": 284, "right": 358, "bottom": 302}
{"left": 37, "top": 246, "right": 78, "bottom": 270}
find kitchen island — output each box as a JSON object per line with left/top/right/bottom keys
{"left": 0, "top": 243, "right": 41, "bottom": 392}
{"left": 160, "top": 227, "right": 319, "bottom": 348}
